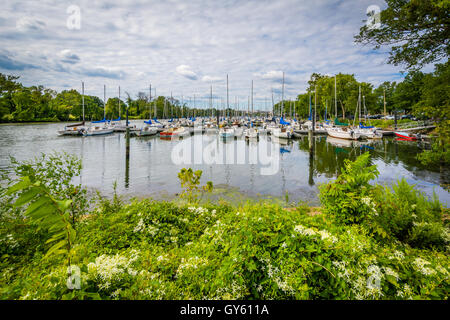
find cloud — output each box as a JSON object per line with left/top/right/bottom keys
{"left": 16, "top": 17, "right": 45, "bottom": 32}
{"left": 0, "top": 0, "right": 417, "bottom": 107}
{"left": 201, "top": 75, "right": 222, "bottom": 83}
{"left": 59, "top": 49, "right": 80, "bottom": 64}
{"left": 0, "top": 53, "right": 39, "bottom": 70}
{"left": 81, "top": 67, "right": 125, "bottom": 79}
{"left": 176, "top": 65, "right": 198, "bottom": 80}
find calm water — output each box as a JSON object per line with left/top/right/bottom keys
{"left": 0, "top": 121, "right": 449, "bottom": 206}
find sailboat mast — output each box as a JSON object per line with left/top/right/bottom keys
{"left": 118, "top": 86, "right": 121, "bottom": 120}
{"left": 251, "top": 80, "right": 253, "bottom": 117}
{"left": 281, "top": 72, "right": 285, "bottom": 118}
{"left": 271, "top": 89, "right": 274, "bottom": 118}
{"left": 335, "top": 75, "right": 337, "bottom": 119}
{"left": 149, "top": 84, "right": 151, "bottom": 119}
{"left": 226, "top": 74, "right": 229, "bottom": 120}
{"left": 81, "top": 81, "right": 85, "bottom": 122}
{"left": 103, "top": 84, "right": 106, "bottom": 120}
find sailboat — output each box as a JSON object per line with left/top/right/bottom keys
{"left": 111, "top": 86, "right": 139, "bottom": 132}
{"left": 84, "top": 85, "right": 114, "bottom": 136}
{"left": 57, "top": 81, "right": 87, "bottom": 136}
{"left": 137, "top": 84, "right": 158, "bottom": 137}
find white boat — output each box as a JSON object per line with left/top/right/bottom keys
{"left": 357, "top": 127, "right": 383, "bottom": 139}
{"left": 219, "top": 127, "right": 235, "bottom": 139}
{"left": 84, "top": 125, "right": 114, "bottom": 136}
{"left": 193, "top": 125, "right": 205, "bottom": 134}
{"left": 326, "top": 127, "right": 361, "bottom": 140}
{"left": 272, "top": 126, "right": 293, "bottom": 139}
{"left": 137, "top": 126, "right": 158, "bottom": 136}
{"left": 57, "top": 122, "right": 86, "bottom": 136}
{"left": 244, "top": 127, "right": 259, "bottom": 139}
{"left": 160, "top": 126, "right": 190, "bottom": 138}
{"left": 111, "top": 122, "right": 140, "bottom": 132}
{"left": 233, "top": 126, "right": 244, "bottom": 137}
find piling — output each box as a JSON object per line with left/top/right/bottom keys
{"left": 125, "top": 108, "right": 130, "bottom": 188}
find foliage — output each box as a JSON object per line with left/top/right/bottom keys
{"left": 6, "top": 176, "right": 76, "bottom": 263}
{"left": 177, "top": 168, "right": 213, "bottom": 204}
{"left": 1, "top": 196, "right": 448, "bottom": 300}
{"left": 11, "top": 152, "right": 88, "bottom": 227}
{"left": 371, "top": 179, "right": 448, "bottom": 250}
{"left": 319, "top": 152, "right": 379, "bottom": 224}
{"left": 320, "top": 153, "right": 449, "bottom": 250}
{"left": 1, "top": 153, "right": 449, "bottom": 300}
{"left": 355, "top": 0, "right": 450, "bottom": 70}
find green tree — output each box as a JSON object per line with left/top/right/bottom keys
{"left": 355, "top": 0, "right": 450, "bottom": 70}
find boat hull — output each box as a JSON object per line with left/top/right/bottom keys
{"left": 394, "top": 132, "right": 417, "bottom": 140}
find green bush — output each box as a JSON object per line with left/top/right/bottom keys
{"left": 372, "top": 179, "right": 448, "bottom": 250}
{"left": 319, "top": 152, "right": 379, "bottom": 224}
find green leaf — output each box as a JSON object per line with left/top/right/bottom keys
{"left": 14, "top": 187, "right": 42, "bottom": 207}
{"left": 6, "top": 177, "right": 31, "bottom": 195}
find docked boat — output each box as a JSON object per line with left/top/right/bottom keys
{"left": 272, "top": 126, "right": 293, "bottom": 139}
{"left": 394, "top": 132, "right": 419, "bottom": 141}
{"left": 160, "top": 126, "right": 190, "bottom": 138}
{"left": 233, "top": 126, "right": 244, "bottom": 137}
{"left": 57, "top": 122, "right": 86, "bottom": 136}
{"left": 244, "top": 127, "right": 259, "bottom": 139}
{"left": 219, "top": 126, "right": 235, "bottom": 139}
{"left": 84, "top": 125, "right": 114, "bottom": 136}
{"left": 326, "top": 127, "right": 361, "bottom": 140}
{"left": 137, "top": 125, "right": 158, "bottom": 136}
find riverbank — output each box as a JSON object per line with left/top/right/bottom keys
{"left": 1, "top": 153, "right": 448, "bottom": 300}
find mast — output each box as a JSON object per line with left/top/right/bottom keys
{"left": 271, "top": 88, "right": 274, "bottom": 118}
{"left": 281, "top": 72, "right": 285, "bottom": 118}
{"left": 314, "top": 85, "right": 317, "bottom": 123}
{"left": 227, "top": 74, "right": 229, "bottom": 120}
{"left": 383, "top": 88, "right": 386, "bottom": 119}
{"left": 118, "top": 86, "right": 121, "bottom": 120}
{"left": 149, "top": 84, "right": 151, "bottom": 119}
{"left": 81, "top": 81, "right": 85, "bottom": 122}
{"left": 335, "top": 75, "right": 337, "bottom": 119}
{"left": 103, "top": 84, "right": 106, "bottom": 120}
{"left": 251, "top": 80, "right": 253, "bottom": 117}
{"left": 154, "top": 88, "right": 157, "bottom": 119}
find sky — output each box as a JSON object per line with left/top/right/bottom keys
{"left": 0, "top": 0, "right": 417, "bottom": 110}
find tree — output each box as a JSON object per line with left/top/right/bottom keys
{"left": 355, "top": 0, "right": 450, "bottom": 70}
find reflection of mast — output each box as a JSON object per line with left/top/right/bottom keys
{"left": 308, "top": 136, "right": 315, "bottom": 186}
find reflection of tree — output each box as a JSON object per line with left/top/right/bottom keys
{"left": 296, "top": 136, "right": 448, "bottom": 187}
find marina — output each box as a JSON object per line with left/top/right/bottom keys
{"left": 1, "top": 120, "right": 447, "bottom": 205}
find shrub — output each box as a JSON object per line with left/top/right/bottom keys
{"left": 371, "top": 179, "right": 448, "bottom": 250}
{"left": 319, "top": 152, "right": 379, "bottom": 224}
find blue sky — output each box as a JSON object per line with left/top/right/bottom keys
{"left": 0, "top": 0, "right": 417, "bottom": 110}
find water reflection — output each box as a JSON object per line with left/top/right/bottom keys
{"left": 0, "top": 122, "right": 448, "bottom": 205}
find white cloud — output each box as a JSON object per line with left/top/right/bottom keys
{"left": 202, "top": 75, "right": 222, "bottom": 83}
{"left": 16, "top": 17, "right": 45, "bottom": 32}
{"left": 0, "top": 0, "right": 427, "bottom": 109}
{"left": 176, "top": 65, "right": 198, "bottom": 80}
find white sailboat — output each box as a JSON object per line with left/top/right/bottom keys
{"left": 219, "top": 126, "right": 235, "bottom": 139}
{"left": 84, "top": 85, "right": 114, "bottom": 136}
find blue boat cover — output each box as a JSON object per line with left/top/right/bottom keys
{"left": 153, "top": 118, "right": 161, "bottom": 123}
{"left": 144, "top": 119, "right": 152, "bottom": 124}
{"left": 280, "top": 117, "right": 291, "bottom": 125}
{"left": 359, "top": 122, "right": 374, "bottom": 129}
{"left": 92, "top": 118, "right": 107, "bottom": 123}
